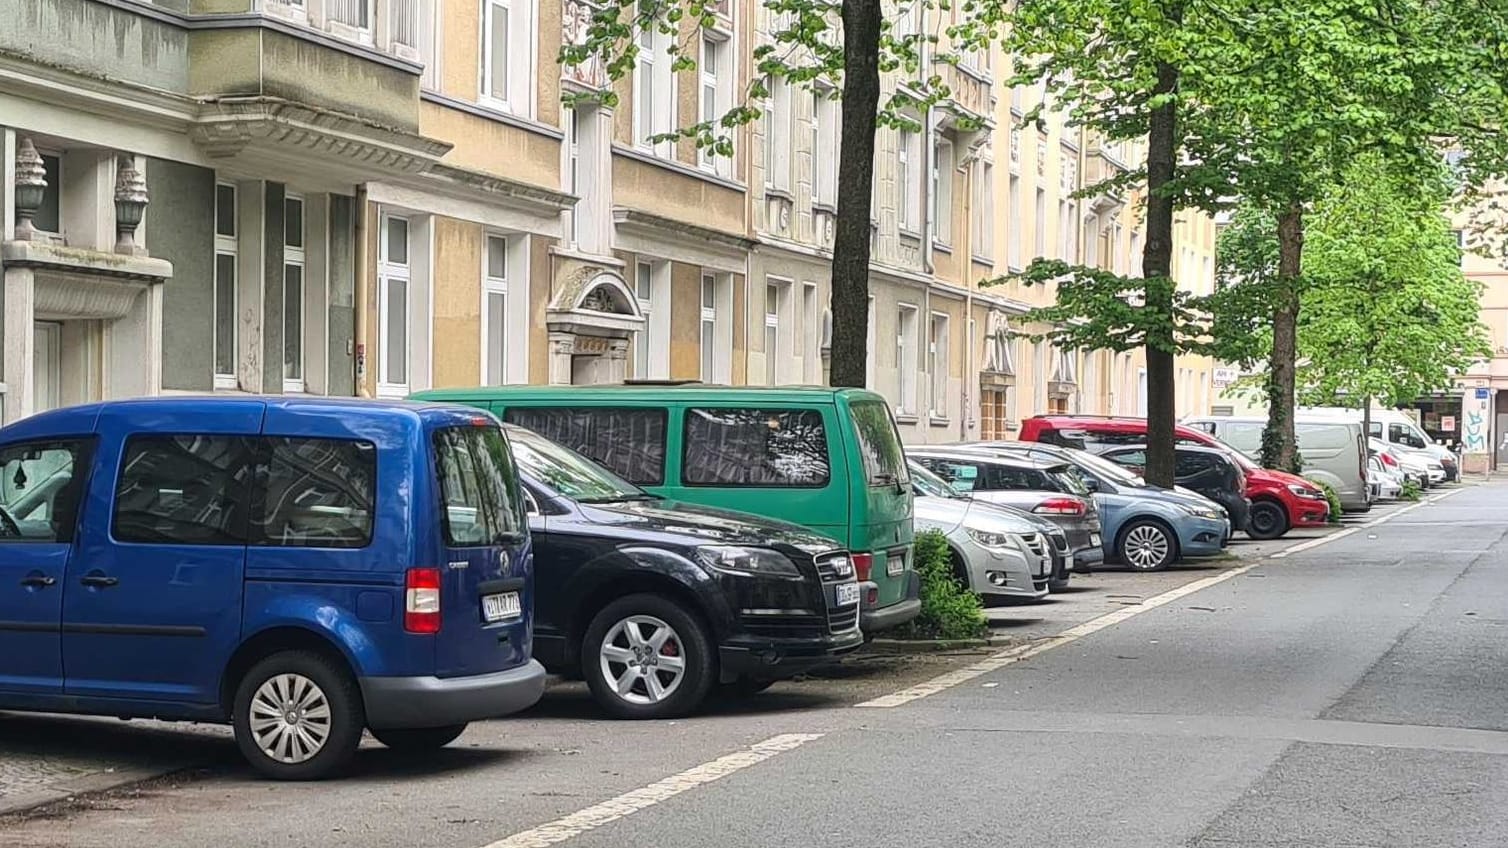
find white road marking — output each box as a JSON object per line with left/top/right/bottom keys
{"left": 859, "top": 487, "right": 1461, "bottom": 708}
{"left": 477, "top": 733, "right": 822, "bottom": 848}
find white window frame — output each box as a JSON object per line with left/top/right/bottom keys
{"left": 265, "top": 0, "right": 309, "bottom": 25}
{"left": 1059, "top": 198, "right": 1078, "bottom": 262}
{"left": 378, "top": 213, "right": 412, "bottom": 397}
{"left": 764, "top": 76, "right": 793, "bottom": 192}
{"left": 813, "top": 88, "right": 839, "bottom": 208}
{"left": 386, "top": 0, "right": 424, "bottom": 62}
{"left": 326, "top": 0, "right": 374, "bottom": 44}
{"left": 564, "top": 106, "right": 581, "bottom": 246}
{"left": 417, "top": 0, "right": 442, "bottom": 89}
{"left": 213, "top": 181, "right": 238, "bottom": 390}
{"left": 31, "top": 149, "right": 63, "bottom": 240}
{"left": 974, "top": 160, "right": 995, "bottom": 261}
{"left": 634, "top": 261, "right": 654, "bottom": 378}
{"left": 929, "top": 311, "right": 949, "bottom": 418}
{"left": 700, "top": 273, "right": 717, "bottom": 381}
{"left": 802, "top": 282, "right": 820, "bottom": 383}
{"left": 1006, "top": 171, "right": 1020, "bottom": 269}
{"left": 898, "top": 129, "right": 918, "bottom": 233}
{"left": 634, "top": 13, "right": 676, "bottom": 158}
{"left": 632, "top": 260, "right": 671, "bottom": 379}
{"left": 282, "top": 193, "right": 307, "bottom": 394}
{"left": 897, "top": 303, "right": 919, "bottom": 416}
{"left": 933, "top": 138, "right": 954, "bottom": 246}
{"left": 480, "top": 0, "right": 535, "bottom": 118}
{"left": 764, "top": 279, "right": 787, "bottom": 385}
{"left": 699, "top": 32, "right": 733, "bottom": 178}
{"left": 482, "top": 233, "right": 510, "bottom": 386}
{"left": 1033, "top": 187, "right": 1047, "bottom": 259}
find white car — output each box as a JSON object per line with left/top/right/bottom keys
{"left": 1370, "top": 438, "right": 1435, "bottom": 488}
{"left": 911, "top": 463, "right": 1051, "bottom": 601}
{"left": 1368, "top": 455, "right": 1401, "bottom": 500}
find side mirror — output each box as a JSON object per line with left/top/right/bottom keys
{"left": 1083, "top": 478, "right": 1101, "bottom": 493}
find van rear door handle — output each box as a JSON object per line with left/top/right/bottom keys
{"left": 20, "top": 574, "right": 56, "bottom": 588}
{"left": 80, "top": 574, "right": 119, "bottom": 588}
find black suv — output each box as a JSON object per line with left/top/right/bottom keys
{"left": 506, "top": 424, "right": 862, "bottom": 719}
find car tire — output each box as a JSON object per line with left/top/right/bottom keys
{"left": 949, "top": 551, "right": 975, "bottom": 593}
{"left": 1245, "top": 500, "right": 1289, "bottom": 541}
{"left": 232, "top": 650, "right": 365, "bottom": 781}
{"left": 370, "top": 724, "right": 468, "bottom": 751}
{"left": 582, "top": 593, "right": 716, "bottom": 720}
{"left": 1116, "top": 519, "right": 1178, "bottom": 572}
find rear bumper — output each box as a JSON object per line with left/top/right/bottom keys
{"left": 1071, "top": 545, "right": 1104, "bottom": 572}
{"left": 858, "top": 569, "right": 922, "bottom": 633}
{"left": 360, "top": 660, "right": 546, "bottom": 729}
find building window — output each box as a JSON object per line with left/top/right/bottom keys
{"left": 974, "top": 160, "right": 995, "bottom": 260}
{"left": 929, "top": 312, "right": 949, "bottom": 418}
{"left": 480, "top": 0, "right": 534, "bottom": 117}
{"left": 633, "top": 260, "right": 669, "bottom": 379}
{"left": 416, "top": 0, "right": 440, "bottom": 88}
{"left": 564, "top": 107, "right": 580, "bottom": 246}
{"left": 980, "top": 386, "right": 1009, "bottom": 439}
{"left": 214, "top": 182, "right": 238, "bottom": 389}
{"left": 326, "top": 0, "right": 372, "bottom": 40}
{"left": 635, "top": 14, "right": 675, "bottom": 157}
{"left": 764, "top": 281, "right": 785, "bottom": 385}
{"left": 764, "top": 76, "right": 793, "bottom": 192}
{"left": 1033, "top": 188, "right": 1047, "bottom": 259}
{"left": 387, "top": 0, "right": 424, "bottom": 61}
{"left": 932, "top": 139, "right": 953, "bottom": 246}
{"left": 898, "top": 129, "right": 921, "bottom": 233}
{"left": 1059, "top": 199, "right": 1078, "bottom": 262}
{"left": 814, "top": 90, "right": 838, "bottom": 208}
{"left": 379, "top": 214, "right": 411, "bottom": 394}
{"left": 700, "top": 274, "right": 717, "bottom": 381}
{"left": 1006, "top": 172, "right": 1020, "bottom": 269}
{"left": 802, "top": 282, "right": 820, "bottom": 383}
{"left": 897, "top": 304, "right": 919, "bottom": 415}
{"left": 483, "top": 235, "right": 509, "bottom": 386}
{"left": 27, "top": 151, "right": 62, "bottom": 237}
{"left": 699, "top": 35, "right": 732, "bottom": 178}
{"left": 283, "top": 194, "right": 306, "bottom": 392}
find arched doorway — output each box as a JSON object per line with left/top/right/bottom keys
{"left": 546, "top": 266, "right": 644, "bottom": 385}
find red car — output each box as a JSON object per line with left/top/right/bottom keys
{"left": 1018, "top": 415, "right": 1329, "bottom": 540}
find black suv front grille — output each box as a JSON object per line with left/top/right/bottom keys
{"left": 744, "top": 614, "right": 826, "bottom": 639}
{"left": 814, "top": 553, "right": 852, "bottom": 582}
{"left": 815, "top": 553, "right": 859, "bottom": 634}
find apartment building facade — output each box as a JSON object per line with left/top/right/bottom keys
{"left": 2, "top": 0, "right": 1216, "bottom": 436}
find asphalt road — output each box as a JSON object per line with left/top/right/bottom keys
{"left": 3, "top": 485, "right": 1503, "bottom": 848}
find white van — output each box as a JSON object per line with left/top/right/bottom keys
{"left": 1183, "top": 415, "right": 1371, "bottom": 513}
{"left": 1301, "top": 407, "right": 1458, "bottom": 482}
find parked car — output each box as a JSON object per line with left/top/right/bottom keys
{"left": 1182, "top": 415, "right": 1371, "bottom": 514}
{"left": 907, "top": 447, "right": 1104, "bottom": 574}
{"left": 1096, "top": 444, "right": 1252, "bottom": 534}
{"left": 506, "top": 425, "right": 862, "bottom": 718}
{"left": 1368, "top": 455, "right": 1402, "bottom": 501}
{"left": 0, "top": 398, "right": 546, "bottom": 780}
{"left": 413, "top": 385, "right": 919, "bottom": 635}
{"left": 1305, "top": 406, "right": 1458, "bottom": 482}
{"left": 1018, "top": 415, "right": 1328, "bottom": 540}
{"left": 1370, "top": 437, "right": 1432, "bottom": 490}
{"left": 944, "top": 443, "right": 1230, "bottom": 571}
{"left": 913, "top": 462, "right": 1076, "bottom": 590}
{"left": 908, "top": 461, "right": 1050, "bottom": 600}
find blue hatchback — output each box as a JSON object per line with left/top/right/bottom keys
{"left": 0, "top": 397, "right": 545, "bottom": 779}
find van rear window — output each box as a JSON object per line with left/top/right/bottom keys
{"left": 433, "top": 426, "right": 525, "bottom": 547}
{"left": 682, "top": 408, "right": 831, "bottom": 487}
{"left": 256, "top": 438, "right": 375, "bottom": 549}
{"left": 850, "top": 401, "right": 910, "bottom": 487}
{"left": 504, "top": 407, "right": 667, "bottom": 485}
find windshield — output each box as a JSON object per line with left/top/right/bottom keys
{"left": 909, "top": 462, "right": 962, "bottom": 499}
{"left": 1069, "top": 448, "right": 1147, "bottom": 487}
{"left": 507, "top": 426, "right": 649, "bottom": 504}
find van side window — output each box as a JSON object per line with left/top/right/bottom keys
{"left": 114, "top": 436, "right": 258, "bottom": 545}
{"left": 849, "top": 400, "right": 910, "bottom": 486}
{"left": 504, "top": 407, "right": 667, "bottom": 485}
{"left": 433, "top": 426, "right": 525, "bottom": 547}
{"left": 683, "top": 408, "right": 831, "bottom": 487}
{"left": 0, "top": 440, "right": 94, "bottom": 543}
{"left": 256, "top": 438, "right": 375, "bottom": 548}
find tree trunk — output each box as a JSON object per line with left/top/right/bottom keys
{"left": 1140, "top": 59, "right": 1179, "bottom": 489}
{"left": 1264, "top": 203, "right": 1303, "bottom": 472}
{"left": 827, "top": 0, "right": 883, "bottom": 388}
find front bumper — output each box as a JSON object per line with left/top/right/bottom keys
{"left": 1177, "top": 516, "right": 1230, "bottom": 558}
{"left": 720, "top": 627, "right": 864, "bottom": 679}
{"left": 957, "top": 535, "right": 1049, "bottom": 599}
{"left": 361, "top": 660, "right": 547, "bottom": 729}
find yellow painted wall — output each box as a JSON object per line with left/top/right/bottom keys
{"left": 440, "top": 0, "right": 481, "bottom": 101}
{"left": 431, "top": 217, "right": 483, "bottom": 388}
{"left": 669, "top": 261, "right": 701, "bottom": 379}
{"left": 613, "top": 155, "right": 745, "bottom": 234}
{"left": 420, "top": 101, "right": 561, "bottom": 189}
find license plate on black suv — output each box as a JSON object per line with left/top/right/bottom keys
{"left": 835, "top": 582, "right": 860, "bottom": 607}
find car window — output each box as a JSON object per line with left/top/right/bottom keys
{"left": 683, "top": 408, "right": 831, "bottom": 487}
{"left": 1387, "top": 422, "right": 1428, "bottom": 449}
{"left": 982, "top": 464, "right": 1055, "bottom": 491}
{"left": 914, "top": 457, "right": 980, "bottom": 491}
{"left": 113, "top": 435, "right": 258, "bottom": 545}
{"left": 850, "top": 400, "right": 911, "bottom": 486}
{"left": 1175, "top": 451, "right": 1216, "bottom": 477}
{"left": 1221, "top": 422, "right": 1265, "bottom": 455}
{"left": 502, "top": 407, "right": 667, "bottom": 486}
{"left": 0, "top": 439, "right": 93, "bottom": 543}
{"left": 255, "top": 438, "right": 375, "bottom": 548}
{"left": 1107, "top": 448, "right": 1148, "bottom": 471}
{"left": 1068, "top": 449, "right": 1143, "bottom": 486}
{"left": 1048, "top": 467, "right": 1091, "bottom": 495}
{"left": 508, "top": 426, "right": 647, "bottom": 504}
{"left": 909, "top": 462, "right": 962, "bottom": 499}
{"left": 432, "top": 426, "right": 526, "bottom": 547}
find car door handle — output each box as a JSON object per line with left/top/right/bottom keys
{"left": 80, "top": 574, "right": 119, "bottom": 588}
{"left": 20, "top": 574, "right": 57, "bottom": 588}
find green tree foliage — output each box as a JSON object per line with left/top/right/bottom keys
{"left": 901, "top": 529, "right": 987, "bottom": 641}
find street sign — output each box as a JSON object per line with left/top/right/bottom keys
{"left": 1476, "top": 388, "right": 1490, "bottom": 399}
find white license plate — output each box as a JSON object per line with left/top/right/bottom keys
{"left": 835, "top": 582, "right": 860, "bottom": 607}
{"left": 482, "top": 592, "right": 521, "bottom": 622}
{"left": 886, "top": 552, "right": 905, "bottom": 577}
{"left": 1089, "top": 533, "right": 1102, "bottom": 547}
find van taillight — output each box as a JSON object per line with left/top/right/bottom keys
{"left": 405, "top": 568, "right": 442, "bottom": 634}
{"left": 1034, "top": 497, "right": 1086, "bottom": 516}
{"left": 852, "top": 552, "right": 874, "bottom": 582}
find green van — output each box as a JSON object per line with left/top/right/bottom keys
{"left": 411, "top": 384, "right": 920, "bottom": 634}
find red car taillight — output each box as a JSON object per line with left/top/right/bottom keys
{"left": 1033, "top": 497, "right": 1087, "bottom": 516}
{"left": 404, "top": 567, "right": 442, "bottom": 634}
{"left": 1381, "top": 452, "right": 1398, "bottom": 468}
{"left": 851, "top": 552, "right": 874, "bottom": 582}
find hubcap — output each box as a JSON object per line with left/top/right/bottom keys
{"left": 249, "top": 673, "right": 332, "bottom": 764}
{"left": 599, "top": 615, "right": 686, "bottom": 705}
{"left": 1252, "top": 507, "right": 1278, "bottom": 533}
{"left": 1124, "top": 525, "right": 1171, "bottom": 570}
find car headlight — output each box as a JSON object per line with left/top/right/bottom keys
{"left": 1178, "top": 503, "right": 1222, "bottom": 520}
{"left": 967, "top": 528, "right": 1017, "bottom": 549}
{"left": 1287, "top": 483, "right": 1324, "bottom": 499}
{"left": 695, "top": 546, "right": 801, "bottom": 577}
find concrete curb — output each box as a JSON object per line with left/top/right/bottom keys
{"left": 0, "top": 762, "right": 192, "bottom": 817}
{"left": 863, "top": 635, "right": 1019, "bottom": 654}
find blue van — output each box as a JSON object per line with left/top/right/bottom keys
{"left": 0, "top": 397, "right": 545, "bottom": 779}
